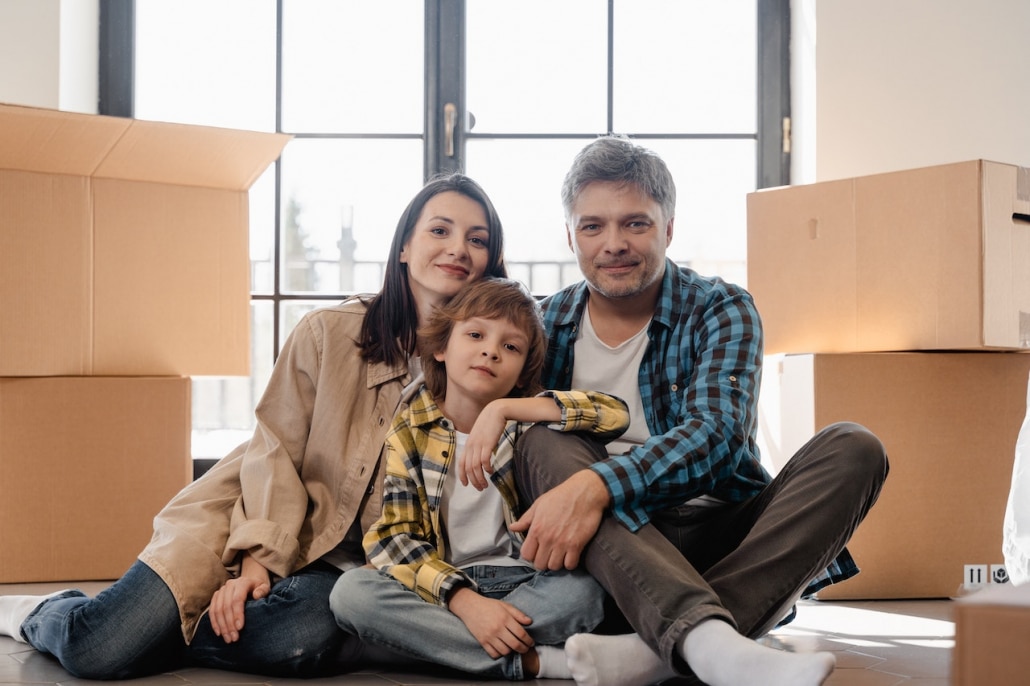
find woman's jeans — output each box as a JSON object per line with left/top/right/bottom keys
{"left": 332, "top": 564, "right": 605, "bottom": 680}
{"left": 21, "top": 559, "right": 350, "bottom": 679}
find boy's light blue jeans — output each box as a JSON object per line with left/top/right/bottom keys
{"left": 331, "top": 564, "right": 605, "bottom": 680}
{"left": 20, "top": 559, "right": 350, "bottom": 679}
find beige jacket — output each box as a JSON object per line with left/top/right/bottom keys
{"left": 139, "top": 298, "right": 412, "bottom": 642}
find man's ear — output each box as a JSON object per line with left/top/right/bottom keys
{"left": 566, "top": 225, "right": 574, "bottom": 252}
{"left": 665, "top": 216, "right": 675, "bottom": 246}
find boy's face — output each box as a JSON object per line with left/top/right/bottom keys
{"left": 434, "top": 316, "right": 529, "bottom": 404}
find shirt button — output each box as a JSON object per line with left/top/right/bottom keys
{"left": 671, "top": 384, "right": 679, "bottom": 392}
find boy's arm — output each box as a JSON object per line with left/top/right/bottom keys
{"left": 363, "top": 425, "right": 470, "bottom": 605}
{"left": 461, "top": 392, "right": 630, "bottom": 491}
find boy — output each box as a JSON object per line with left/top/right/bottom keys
{"left": 330, "top": 278, "right": 629, "bottom": 680}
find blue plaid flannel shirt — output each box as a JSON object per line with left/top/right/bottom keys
{"left": 538, "top": 259, "right": 856, "bottom": 594}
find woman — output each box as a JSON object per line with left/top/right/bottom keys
{"left": 0, "top": 174, "right": 507, "bottom": 679}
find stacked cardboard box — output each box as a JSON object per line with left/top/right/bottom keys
{"left": 952, "top": 582, "right": 1030, "bottom": 685}
{"left": 0, "top": 104, "right": 289, "bottom": 582}
{"left": 747, "top": 159, "right": 1030, "bottom": 600}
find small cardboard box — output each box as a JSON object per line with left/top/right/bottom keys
{"left": 747, "top": 160, "right": 1030, "bottom": 354}
{"left": 0, "top": 376, "right": 191, "bottom": 582}
{"left": 952, "top": 583, "right": 1030, "bottom": 685}
{"left": 0, "top": 103, "right": 290, "bottom": 376}
{"left": 759, "top": 351, "right": 1030, "bottom": 599}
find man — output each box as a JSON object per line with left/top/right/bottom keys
{"left": 508, "top": 136, "right": 888, "bottom": 686}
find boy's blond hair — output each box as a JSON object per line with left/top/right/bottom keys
{"left": 419, "top": 278, "right": 546, "bottom": 401}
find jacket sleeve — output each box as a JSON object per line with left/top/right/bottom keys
{"left": 539, "top": 390, "right": 630, "bottom": 442}
{"left": 222, "top": 313, "right": 322, "bottom": 577}
{"left": 363, "top": 421, "right": 470, "bottom": 606}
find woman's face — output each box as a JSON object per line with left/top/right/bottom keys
{"left": 401, "top": 190, "right": 493, "bottom": 310}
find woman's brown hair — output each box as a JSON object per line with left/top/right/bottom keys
{"left": 360, "top": 174, "right": 507, "bottom": 366}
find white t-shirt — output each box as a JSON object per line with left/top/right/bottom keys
{"left": 442, "top": 431, "right": 520, "bottom": 569}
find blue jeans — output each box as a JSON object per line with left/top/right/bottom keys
{"left": 21, "top": 559, "right": 353, "bottom": 679}
{"left": 331, "top": 564, "right": 605, "bottom": 680}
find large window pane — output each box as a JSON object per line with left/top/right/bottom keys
{"left": 465, "top": 138, "right": 585, "bottom": 268}
{"left": 281, "top": 0, "right": 424, "bottom": 133}
{"left": 466, "top": 0, "right": 607, "bottom": 133}
{"left": 135, "top": 0, "right": 276, "bottom": 131}
{"left": 279, "top": 139, "right": 424, "bottom": 294}
{"left": 191, "top": 300, "right": 273, "bottom": 459}
{"left": 648, "top": 138, "right": 755, "bottom": 286}
{"left": 614, "top": 0, "right": 756, "bottom": 134}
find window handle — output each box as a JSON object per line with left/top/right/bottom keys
{"left": 444, "top": 102, "right": 457, "bottom": 157}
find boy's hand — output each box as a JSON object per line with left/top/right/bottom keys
{"left": 460, "top": 402, "right": 507, "bottom": 490}
{"left": 448, "top": 587, "right": 534, "bottom": 658}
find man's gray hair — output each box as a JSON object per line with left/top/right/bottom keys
{"left": 560, "top": 135, "right": 676, "bottom": 222}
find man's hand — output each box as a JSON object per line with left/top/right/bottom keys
{"left": 448, "top": 587, "right": 534, "bottom": 658}
{"left": 510, "top": 470, "right": 610, "bottom": 570}
{"left": 207, "top": 553, "right": 271, "bottom": 643}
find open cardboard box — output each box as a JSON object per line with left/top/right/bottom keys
{"left": 747, "top": 160, "right": 1030, "bottom": 355}
{"left": 0, "top": 103, "right": 290, "bottom": 376}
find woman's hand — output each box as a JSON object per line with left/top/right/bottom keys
{"left": 448, "top": 587, "right": 534, "bottom": 658}
{"left": 460, "top": 402, "right": 507, "bottom": 490}
{"left": 207, "top": 552, "right": 272, "bottom": 643}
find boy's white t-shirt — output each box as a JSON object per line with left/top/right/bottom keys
{"left": 442, "top": 431, "right": 521, "bottom": 569}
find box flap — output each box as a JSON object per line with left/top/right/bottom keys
{"left": 0, "top": 103, "right": 291, "bottom": 191}
{"left": 0, "top": 103, "right": 130, "bottom": 176}
{"left": 982, "top": 161, "right": 1030, "bottom": 349}
{"left": 96, "top": 118, "right": 291, "bottom": 191}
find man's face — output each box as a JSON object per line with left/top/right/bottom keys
{"left": 566, "top": 181, "right": 673, "bottom": 300}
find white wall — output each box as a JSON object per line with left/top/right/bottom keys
{"left": 0, "top": 0, "right": 97, "bottom": 112}
{"left": 795, "top": 0, "right": 1030, "bottom": 183}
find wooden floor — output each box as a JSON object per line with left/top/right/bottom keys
{"left": 0, "top": 579, "right": 954, "bottom": 685}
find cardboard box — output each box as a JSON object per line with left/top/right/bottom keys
{"left": 759, "top": 352, "right": 1030, "bottom": 599}
{"left": 747, "top": 160, "right": 1030, "bottom": 354}
{"left": 0, "top": 376, "right": 191, "bottom": 582}
{"left": 0, "top": 103, "right": 290, "bottom": 376}
{"left": 952, "top": 582, "right": 1030, "bottom": 685}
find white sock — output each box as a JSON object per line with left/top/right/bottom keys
{"left": 565, "top": 633, "right": 676, "bottom": 686}
{"left": 681, "top": 618, "right": 835, "bottom": 686}
{"left": 0, "top": 592, "right": 67, "bottom": 643}
{"left": 535, "top": 644, "right": 572, "bottom": 679}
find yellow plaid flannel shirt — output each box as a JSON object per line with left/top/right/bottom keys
{"left": 362, "top": 385, "right": 629, "bottom": 606}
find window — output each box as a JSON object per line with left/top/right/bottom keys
{"left": 101, "top": 0, "right": 789, "bottom": 460}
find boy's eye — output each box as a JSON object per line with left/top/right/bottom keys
{"left": 467, "top": 331, "right": 482, "bottom": 339}
{"left": 504, "top": 343, "right": 521, "bottom": 353}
